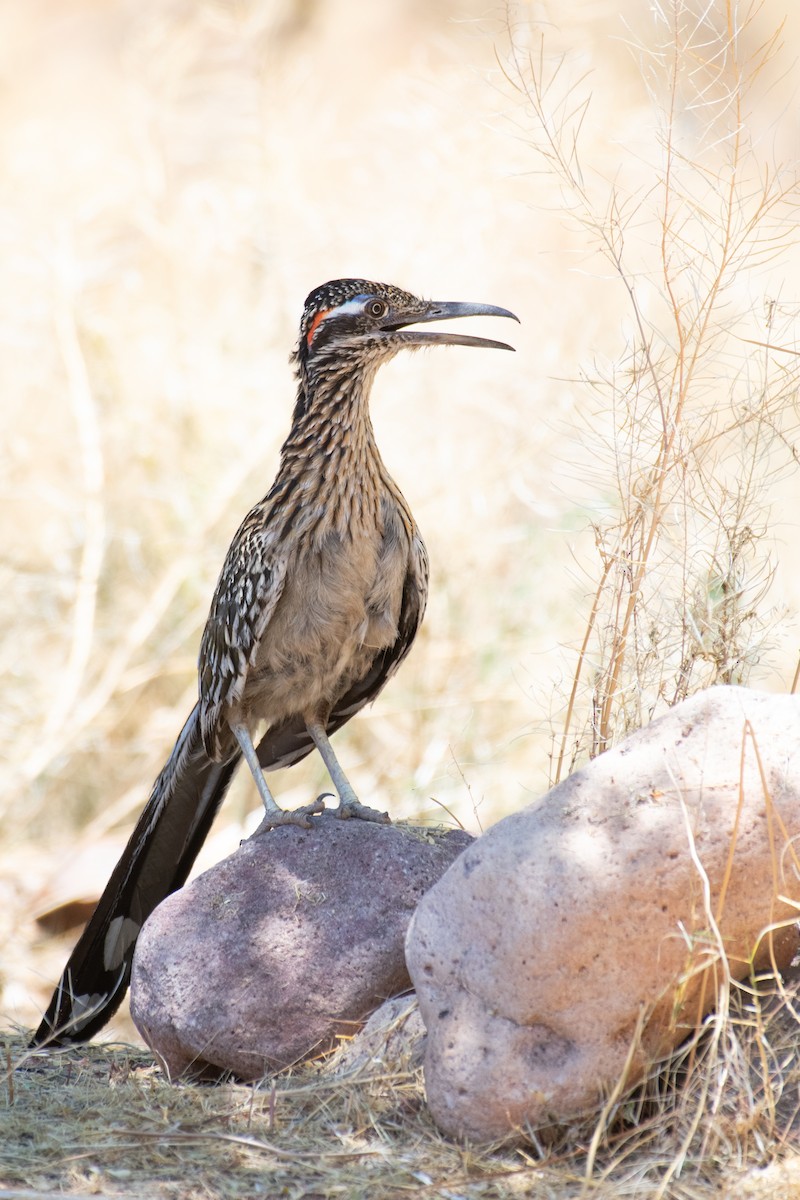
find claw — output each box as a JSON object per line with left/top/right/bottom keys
{"left": 257, "top": 795, "right": 326, "bottom": 832}
{"left": 332, "top": 799, "right": 391, "bottom": 824}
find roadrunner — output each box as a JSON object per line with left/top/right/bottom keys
{"left": 32, "top": 278, "right": 518, "bottom": 1046}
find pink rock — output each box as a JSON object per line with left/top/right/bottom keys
{"left": 130, "top": 814, "right": 471, "bottom": 1080}
{"left": 406, "top": 687, "right": 800, "bottom": 1141}
{"left": 331, "top": 993, "right": 424, "bottom": 1077}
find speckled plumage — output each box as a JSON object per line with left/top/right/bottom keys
{"left": 32, "top": 278, "right": 517, "bottom": 1046}
{"left": 195, "top": 281, "right": 429, "bottom": 776}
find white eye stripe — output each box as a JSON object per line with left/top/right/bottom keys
{"left": 331, "top": 296, "right": 371, "bottom": 317}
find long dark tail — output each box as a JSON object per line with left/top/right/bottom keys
{"left": 30, "top": 704, "right": 240, "bottom": 1046}
{"left": 31, "top": 690, "right": 369, "bottom": 1046}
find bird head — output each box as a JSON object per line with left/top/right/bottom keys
{"left": 292, "top": 278, "right": 519, "bottom": 380}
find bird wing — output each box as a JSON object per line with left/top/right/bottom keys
{"left": 255, "top": 533, "right": 429, "bottom": 771}
{"left": 198, "top": 512, "right": 288, "bottom": 758}
{"left": 32, "top": 512, "right": 292, "bottom": 1046}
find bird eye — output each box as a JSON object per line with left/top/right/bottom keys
{"left": 367, "top": 299, "right": 387, "bottom": 318}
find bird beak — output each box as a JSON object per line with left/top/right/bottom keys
{"left": 391, "top": 300, "right": 519, "bottom": 352}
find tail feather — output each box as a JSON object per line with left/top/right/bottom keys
{"left": 30, "top": 704, "right": 240, "bottom": 1046}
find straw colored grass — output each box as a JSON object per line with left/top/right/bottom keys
{"left": 2, "top": 969, "right": 799, "bottom": 1198}
{"left": 501, "top": 0, "right": 800, "bottom": 782}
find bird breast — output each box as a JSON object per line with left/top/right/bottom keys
{"left": 241, "top": 507, "right": 412, "bottom": 725}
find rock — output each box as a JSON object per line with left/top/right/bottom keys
{"left": 329, "top": 993, "right": 425, "bottom": 1077}
{"left": 130, "top": 815, "right": 471, "bottom": 1080}
{"left": 724, "top": 1157, "right": 800, "bottom": 1200}
{"left": 406, "top": 687, "right": 800, "bottom": 1142}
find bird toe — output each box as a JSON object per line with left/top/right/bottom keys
{"left": 258, "top": 796, "right": 327, "bottom": 831}
{"left": 334, "top": 799, "right": 391, "bottom": 824}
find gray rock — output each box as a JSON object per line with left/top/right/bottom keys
{"left": 130, "top": 815, "right": 471, "bottom": 1080}
{"left": 329, "top": 993, "right": 424, "bottom": 1077}
{"left": 406, "top": 687, "right": 800, "bottom": 1142}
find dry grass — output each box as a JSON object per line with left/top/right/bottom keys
{"left": 500, "top": 0, "right": 800, "bottom": 781}
{"left": 3, "top": 0, "right": 800, "bottom": 1195}
{"left": 1, "top": 969, "right": 799, "bottom": 1198}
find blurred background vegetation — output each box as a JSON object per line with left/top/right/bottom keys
{"left": 2, "top": 0, "right": 799, "bottom": 1041}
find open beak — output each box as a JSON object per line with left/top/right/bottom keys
{"left": 390, "top": 300, "right": 519, "bottom": 352}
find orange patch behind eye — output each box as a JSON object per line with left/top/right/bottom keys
{"left": 307, "top": 307, "right": 332, "bottom": 346}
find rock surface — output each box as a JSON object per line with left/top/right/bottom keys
{"left": 330, "top": 993, "right": 424, "bottom": 1077}
{"left": 130, "top": 815, "right": 471, "bottom": 1080}
{"left": 406, "top": 687, "right": 800, "bottom": 1142}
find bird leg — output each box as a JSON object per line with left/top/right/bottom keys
{"left": 306, "top": 721, "right": 390, "bottom": 824}
{"left": 232, "top": 723, "right": 325, "bottom": 829}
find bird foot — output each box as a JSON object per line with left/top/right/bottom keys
{"left": 257, "top": 796, "right": 327, "bottom": 831}
{"left": 328, "top": 796, "right": 391, "bottom": 824}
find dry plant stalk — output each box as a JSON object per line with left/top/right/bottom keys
{"left": 506, "top": 0, "right": 800, "bottom": 784}
{"left": 571, "top": 719, "right": 800, "bottom": 1195}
